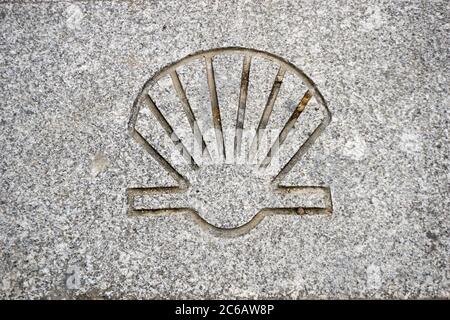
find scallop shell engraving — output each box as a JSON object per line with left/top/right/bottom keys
{"left": 127, "top": 47, "right": 332, "bottom": 237}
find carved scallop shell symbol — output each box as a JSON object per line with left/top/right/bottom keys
{"left": 127, "top": 47, "right": 332, "bottom": 237}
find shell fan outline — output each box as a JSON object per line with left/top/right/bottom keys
{"left": 127, "top": 47, "right": 332, "bottom": 237}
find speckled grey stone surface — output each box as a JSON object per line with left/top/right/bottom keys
{"left": 0, "top": 0, "right": 449, "bottom": 299}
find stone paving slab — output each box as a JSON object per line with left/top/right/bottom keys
{"left": 0, "top": 0, "right": 448, "bottom": 299}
